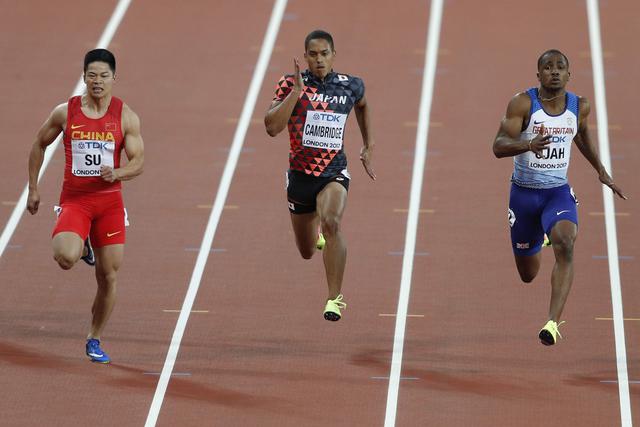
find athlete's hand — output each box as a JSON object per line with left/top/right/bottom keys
{"left": 360, "top": 146, "right": 376, "bottom": 180}
{"left": 529, "top": 123, "right": 552, "bottom": 155}
{"left": 293, "top": 58, "right": 304, "bottom": 93}
{"left": 27, "top": 189, "right": 40, "bottom": 215}
{"left": 599, "top": 170, "right": 627, "bottom": 200}
{"left": 100, "top": 166, "right": 119, "bottom": 183}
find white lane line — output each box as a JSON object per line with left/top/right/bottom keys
{"left": 143, "top": 1, "right": 288, "bottom": 425}
{"left": 383, "top": 1, "right": 444, "bottom": 426}
{"left": 0, "top": 0, "right": 133, "bottom": 259}
{"left": 586, "top": 1, "right": 633, "bottom": 426}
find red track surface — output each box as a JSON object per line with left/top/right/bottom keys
{"left": 0, "top": 1, "right": 637, "bottom": 426}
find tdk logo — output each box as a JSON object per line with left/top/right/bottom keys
{"left": 77, "top": 141, "right": 112, "bottom": 150}
{"left": 549, "top": 136, "right": 567, "bottom": 143}
{"left": 313, "top": 112, "right": 342, "bottom": 123}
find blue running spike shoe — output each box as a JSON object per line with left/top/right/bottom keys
{"left": 86, "top": 338, "right": 110, "bottom": 363}
{"left": 81, "top": 238, "right": 96, "bottom": 266}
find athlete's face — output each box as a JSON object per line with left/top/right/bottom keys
{"left": 84, "top": 61, "right": 115, "bottom": 99}
{"left": 304, "top": 39, "right": 335, "bottom": 79}
{"left": 537, "top": 53, "right": 569, "bottom": 91}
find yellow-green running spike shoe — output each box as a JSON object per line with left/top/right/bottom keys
{"left": 316, "top": 232, "right": 326, "bottom": 250}
{"left": 323, "top": 294, "right": 347, "bottom": 321}
{"left": 539, "top": 320, "right": 565, "bottom": 346}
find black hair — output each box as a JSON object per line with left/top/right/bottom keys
{"left": 84, "top": 49, "right": 116, "bottom": 73}
{"left": 304, "top": 30, "right": 334, "bottom": 52}
{"left": 537, "top": 49, "right": 569, "bottom": 70}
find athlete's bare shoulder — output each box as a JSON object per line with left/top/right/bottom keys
{"left": 506, "top": 91, "right": 531, "bottom": 116}
{"left": 50, "top": 102, "right": 69, "bottom": 128}
{"left": 121, "top": 103, "right": 141, "bottom": 134}
{"left": 577, "top": 96, "right": 591, "bottom": 116}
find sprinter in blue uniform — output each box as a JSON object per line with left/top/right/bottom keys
{"left": 493, "top": 50, "right": 626, "bottom": 345}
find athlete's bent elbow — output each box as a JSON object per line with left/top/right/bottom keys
{"left": 266, "top": 127, "right": 278, "bottom": 137}
{"left": 492, "top": 145, "right": 506, "bottom": 158}
{"left": 265, "top": 122, "right": 281, "bottom": 138}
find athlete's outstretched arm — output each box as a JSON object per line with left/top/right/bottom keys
{"left": 573, "top": 97, "right": 626, "bottom": 199}
{"left": 27, "top": 104, "right": 67, "bottom": 215}
{"left": 493, "top": 93, "right": 551, "bottom": 158}
{"left": 264, "top": 59, "right": 303, "bottom": 137}
{"left": 354, "top": 95, "right": 376, "bottom": 180}
{"left": 101, "top": 105, "right": 144, "bottom": 182}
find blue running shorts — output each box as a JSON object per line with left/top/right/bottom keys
{"left": 508, "top": 183, "right": 578, "bottom": 256}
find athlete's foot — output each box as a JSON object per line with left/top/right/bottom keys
{"left": 316, "top": 232, "right": 326, "bottom": 251}
{"left": 81, "top": 238, "right": 96, "bottom": 266}
{"left": 86, "top": 338, "right": 110, "bottom": 363}
{"left": 539, "top": 320, "right": 565, "bottom": 346}
{"left": 323, "top": 294, "right": 347, "bottom": 321}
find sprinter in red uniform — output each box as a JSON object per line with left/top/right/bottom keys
{"left": 27, "top": 49, "right": 144, "bottom": 363}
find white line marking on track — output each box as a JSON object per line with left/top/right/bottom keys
{"left": 373, "top": 377, "right": 419, "bottom": 381}
{"left": 0, "top": 0, "right": 133, "bottom": 259}
{"left": 384, "top": 1, "right": 444, "bottom": 426}
{"left": 586, "top": 1, "right": 633, "bottom": 425}
{"left": 143, "top": 1, "right": 288, "bottom": 425}
{"left": 162, "top": 310, "right": 209, "bottom": 314}
{"left": 601, "top": 380, "right": 640, "bottom": 384}
{"left": 143, "top": 372, "right": 192, "bottom": 376}
{"left": 379, "top": 314, "right": 425, "bottom": 318}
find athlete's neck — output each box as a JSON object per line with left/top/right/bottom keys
{"left": 538, "top": 87, "right": 565, "bottom": 103}
{"left": 310, "top": 69, "right": 332, "bottom": 82}
{"left": 82, "top": 93, "right": 112, "bottom": 117}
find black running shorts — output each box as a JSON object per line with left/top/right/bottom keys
{"left": 286, "top": 169, "right": 350, "bottom": 214}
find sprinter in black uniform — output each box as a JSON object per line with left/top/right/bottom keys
{"left": 264, "top": 29, "right": 376, "bottom": 321}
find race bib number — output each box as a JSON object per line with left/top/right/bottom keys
{"left": 302, "top": 111, "right": 347, "bottom": 150}
{"left": 521, "top": 133, "right": 570, "bottom": 172}
{"left": 71, "top": 140, "right": 114, "bottom": 177}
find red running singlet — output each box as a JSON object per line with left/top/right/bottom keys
{"left": 62, "top": 96, "right": 125, "bottom": 193}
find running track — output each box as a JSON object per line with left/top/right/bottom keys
{"left": 0, "top": 1, "right": 637, "bottom": 426}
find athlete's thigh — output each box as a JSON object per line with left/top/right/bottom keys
{"left": 541, "top": 184, "right": 578, "bottom": 237}
{"left": 52, "top": 203, "right": 91, "bottom": 257}
{"left": 90, "top": 193, "right": 126, "bottom": 248}
{"left": 94, "top": 244, "right": 124, "bottom": 273}
{"left": 289, "top": 211, "right": 318, "bottom": 248}
{"left": 316, "top": 182, "right": 348, "bottom": 220}
{"left": 52, "top": 203, "right": 91, "bottom": 241}
{"left": 286, "top": 170, "right": 318, "bottom": 214}
{"left": 52, "top": 232, "right": 85, "bottom": 259}
{"left": 509, "top": 184, "right": 544, "bottom": 256}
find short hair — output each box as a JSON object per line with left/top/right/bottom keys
{"left": 304, "top": 30, "right": 334, "bottom": 52}
{"left": 537, "top": 49, "right": 569, "bottom": 70}
{"left": 84, "top": 49, "right": 116, "bottom": 73}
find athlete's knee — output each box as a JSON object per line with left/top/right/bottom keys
{"left": 519, "top": 271, "right": 537, "bottom": 283}
{"left": 96, "top": 268, "right": 118, "bottom": 288}
{"left": 54, "top": 252, "right": 77, "bottom": 270}
{"left": 299, "top": 247, "right": 315, "bottom": 260}
{"left": 515, "top": 257, "right": 539, "bottom": 283}
{"left": 552, "top": 235, "right": 575, "bottom": 260}
{"left": 320, "top": 215, "right": 341, "bottom": 238}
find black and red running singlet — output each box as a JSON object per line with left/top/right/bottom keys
{"left": 273, "top": 69, "right": 365, "bottom": 177}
